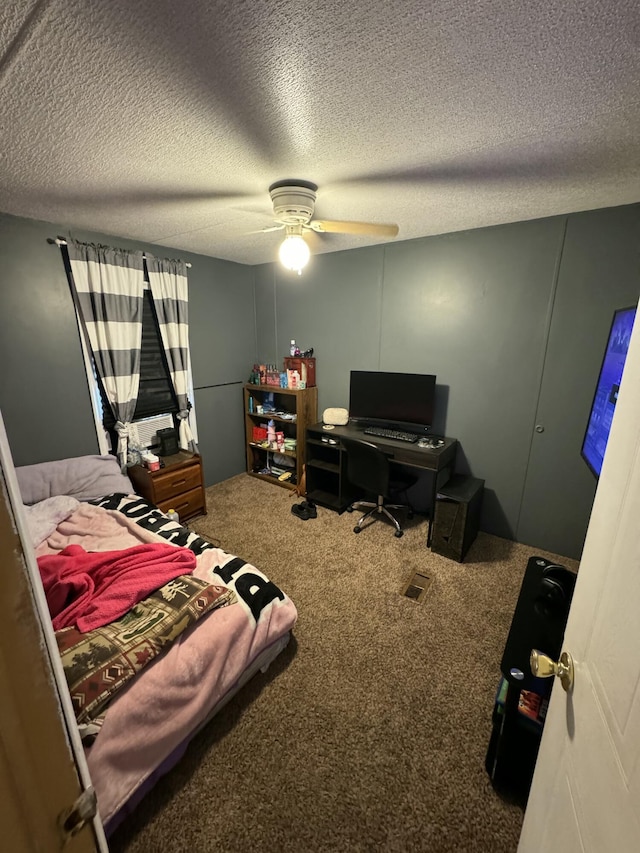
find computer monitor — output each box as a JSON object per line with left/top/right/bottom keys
{"left": 581, "top": 305, "right": 637, "bottom": 478}
{"left": 348, "top": 370, "right": 436, "bottom": 434}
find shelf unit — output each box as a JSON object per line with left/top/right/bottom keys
{"left": 243, "top": 384, "right": 318, "bottom": 491}
{"left": 305, "top": 423, "right": 359, "bottom": 512}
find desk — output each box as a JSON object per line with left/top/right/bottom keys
{"left": 305, "top": 422, "right": 458, "bottom": 545}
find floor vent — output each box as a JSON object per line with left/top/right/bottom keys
{"left": 402, "top": 571, "right": 432, "bottom": 603}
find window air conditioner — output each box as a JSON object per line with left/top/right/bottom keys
{"left": 129, "top": 414, "right": 175, "bottom": 450}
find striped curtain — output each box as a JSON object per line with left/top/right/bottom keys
{"left": 66, "top": 241, "right": 145, "bottom": 466}
{"left": 146, "top": 256, "right": 198, "bottom": 452}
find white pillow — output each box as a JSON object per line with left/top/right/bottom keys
{"left": 22, "top": 496, "right": 80, "bottom": 547}
{"left": 16, "top": 455, "right": 133, "bottom": 505}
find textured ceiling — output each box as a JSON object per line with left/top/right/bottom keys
{"left": 1, "top": 0, "right": 639, "bottom": 265}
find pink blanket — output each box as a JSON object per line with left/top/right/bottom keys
{"left": 38, "top": 542, "right": 196, "bottom": 631}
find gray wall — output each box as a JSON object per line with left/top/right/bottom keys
{"left": 0, "top": 212, "right": 256, "bottom": 487}
{"left": 517, "top": 206, "right": 640, "bottom": 557}
{"left": 2, "top": 205, "right": 638, "bottom": 560}
{"left": 253, "top": 204, "right": 640, "bottom": 560}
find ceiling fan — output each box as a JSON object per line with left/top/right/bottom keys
{"left": 262, "top": 179, "right": 399, "bottom": 274}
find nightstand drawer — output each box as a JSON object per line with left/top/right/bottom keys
{"left": 127, "top": 452, "right": 207, "bottom": 523}
{"left": 152, "top": 463, "right": 202, "bottom": 502}
{"left": 157, "top": 488, "right": 204, "bottom": 521}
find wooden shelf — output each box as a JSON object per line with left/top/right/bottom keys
{"left": 244, "top": 384, "right": 318, "bottom": 490}
{"left": 248, "top": 442, "right": 297, "bottom": 458}
{"left": 248, "top": 471, "right": 297, "bottom": 490}
{"left": 246, "top": 412, "right": 298, "bottom": 424}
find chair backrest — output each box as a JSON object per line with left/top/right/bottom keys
{"left": 341, "top": 437, "right": 390, "bottom": 496}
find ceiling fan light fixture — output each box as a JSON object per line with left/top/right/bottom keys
{"left": 278, "top": 227, "right": 310, "bottom": 275}
{"left": 269, "top": 179, "right": 318, "bottom": 225}
{"left": 265, "top": 178, "right": 398, "bottom": 272}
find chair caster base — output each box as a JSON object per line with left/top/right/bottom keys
{"left": 354, "top": 526, "right": 362, "bottom": 534}
{"left": 394, "top": 529, "right": 404, "bottom": 538}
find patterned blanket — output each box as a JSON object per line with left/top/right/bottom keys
{"left": 56, "top": 574, "right": 235, "bottom": 738}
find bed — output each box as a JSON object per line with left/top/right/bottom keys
{"left": 16, "top": 454, "right": 298, "bottom": 837}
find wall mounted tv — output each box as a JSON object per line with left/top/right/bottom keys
{"left": 348, "top": 370, "right": 436, "bottom": 434}
{"left": 581, "top": 305, "right": 637, "bottom": 478}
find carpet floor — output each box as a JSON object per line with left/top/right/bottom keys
{"left": 109, "top": 474, "right": 578, "bottom": 853}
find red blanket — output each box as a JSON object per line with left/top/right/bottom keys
{"left": 37, "top": 543, "right": 196, "bottom": 631}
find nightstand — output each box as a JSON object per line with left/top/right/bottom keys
{"left": 127, "top": 451, "right": 206, "bottom": 522}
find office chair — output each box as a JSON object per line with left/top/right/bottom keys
{"left": 342, "top": 437, "right": 416, "bottom": 538}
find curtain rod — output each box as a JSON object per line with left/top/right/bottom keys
{"left": 49, "top": 237, "right": 192, "bottom": 268}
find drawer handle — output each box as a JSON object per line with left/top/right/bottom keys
{"left": 175, "top": 501, "right": 189, "bottom": 511}
{"left": 171, "top": 478, "right": 187, "bottom": 487}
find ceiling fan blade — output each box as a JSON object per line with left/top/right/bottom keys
{"left": 301, "top": 229, "right": 324, "bottom": 253}
{"left": 309, "top": 220, "right": 399, "bottom": 237}
{"left": 248, "top": 223, "right": 286, "bottom": 234}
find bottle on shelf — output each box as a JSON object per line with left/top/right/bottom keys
{"left": 267, "top": 418, "right": 276, "bottom": 447}
{"left": 290, "top": 339, "right": 297, "bottom": 356}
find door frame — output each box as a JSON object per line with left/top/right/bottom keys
{"left": 0, "top": 410, "right": 107, "bottom": 851}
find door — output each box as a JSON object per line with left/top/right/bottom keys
{"left": 518, "top": 298, "right": 640, "bottom": 852}
{"left": 0, "top": 412, "right": 107, "bottom": 851}
{"left": 516, "top": 206, "right": 640, "bottom": 561}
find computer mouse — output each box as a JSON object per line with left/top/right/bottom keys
{"left": 418, "top": 437, "right": 444, "bottom": 448}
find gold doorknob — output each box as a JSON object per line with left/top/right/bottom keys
{"left": 530, "top": 649, "right": 574, "bottom": 692}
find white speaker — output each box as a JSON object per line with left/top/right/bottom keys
{"left": 322, "top": 407, "right": 349, "bottom": 426}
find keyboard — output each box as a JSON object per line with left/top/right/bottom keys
{"left": 363, "top": 426, "right": 419, "bottom": 443}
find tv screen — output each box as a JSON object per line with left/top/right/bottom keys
{"left": 348, "top": 371, "right": 436, "bottom": 434}
{"left": 581, "top": 306, "right": 637, "bottom": 478}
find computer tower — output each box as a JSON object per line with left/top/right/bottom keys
{"left": 431, "top": 475, "right": 484, "bottom": 561}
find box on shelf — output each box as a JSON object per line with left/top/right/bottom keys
{"left": 252, "top": 426, "right": 268, "bottom": 443}
{"left": 283, "top": 356, "right": 316, "bottom": 387}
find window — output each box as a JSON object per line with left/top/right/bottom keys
{"left": 98, "top": 288, "right": 179, "bottom": 451}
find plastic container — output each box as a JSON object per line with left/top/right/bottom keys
{"left": 143, "top": 452, "right": 160, "bottom": 471}
{"left": 290, "top": 339, "right": 296, "bottom": 356}
{"left": 166, "top": 508, "right": 179, "bottom": 523}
